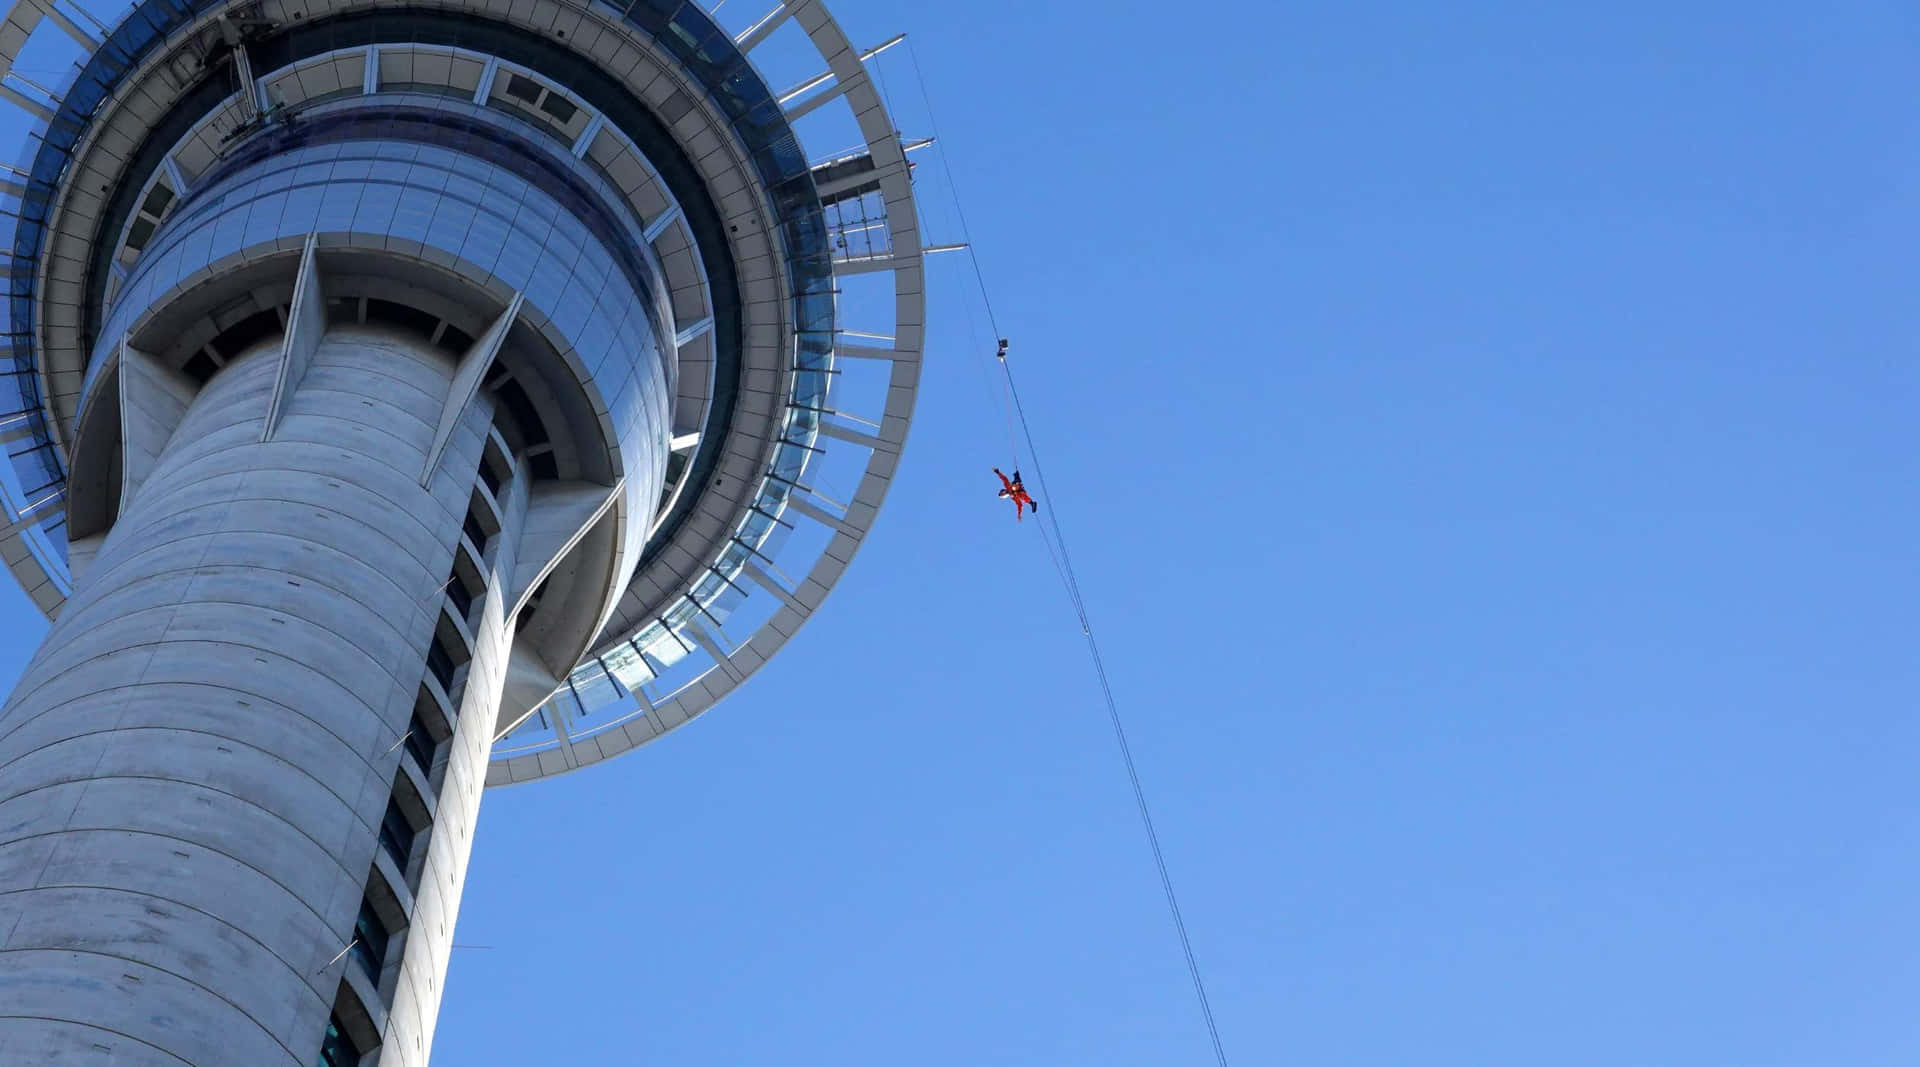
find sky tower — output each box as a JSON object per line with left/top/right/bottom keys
{"left": 0, "top": 0, "right": 925, "bottom": 1060}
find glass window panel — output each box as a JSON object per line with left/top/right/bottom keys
{"left": 490, "top": 233, "right": 539, "bottom": 291}
{"left": 318, "top": 1014, "right": 361, "bottom": 1067}
{"left": 207, "top": 210, "right": 249, "bottom": 260}
{"left": 349, "top": 898, "right": 388, "bottom": 981}
{"left": 539, "top": 94, "right": 578, "bottom": 124}
{"left": 279, "top": 194, "right": 322, "bottom": 238}
{"left": 627, "top": 0, "right": 680, "bottom": 33}
{"left": 425, "top": 639, "right": 455, "bottom": 693}
{"left": 440, "top": 170, "right": 489, "bottom": 206}
{"left": 405, "top": 709, "right": 437, "bottom": 772}
{"left": 353, "top": 187, "right": 398, "bottom": 235}
{"left": 316, "top": 186, "right": 360, "bottom": 231}
{"left": 378, "top": 797, "right": 415, "bottom": 870}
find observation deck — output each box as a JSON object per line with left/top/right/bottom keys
{"left": 0, "top": 0, "right": 928, "bottom": 784}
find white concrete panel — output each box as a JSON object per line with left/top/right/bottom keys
{"left": 118, "top": 344, "right": 197, "bottom": 511}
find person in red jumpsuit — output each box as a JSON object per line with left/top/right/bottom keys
{"left": 993, "top": 468, "right": 1039, "bottom": 521}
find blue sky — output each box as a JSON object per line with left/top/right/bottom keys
{"left": 2, "top": 0, "right": 1918, "bottom": 1063}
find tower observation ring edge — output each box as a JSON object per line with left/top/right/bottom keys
{"left": 493, "top": 0, "right": 929, "bottom": 784}
{"left": 0, "top": 0, "right": 927, "bottom": 784}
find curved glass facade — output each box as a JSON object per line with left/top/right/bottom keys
{"left": 94, "top": 135, "right": 675, "bottom": 579}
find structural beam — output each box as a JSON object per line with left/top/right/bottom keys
{"left": 571, "top": 112, "right": 605, "bottom": 158}
{"left": 832, "top": 252, "right": 899, "bottom": 276}
{"left": 0, "top": 507, "right": 45, "bottom": 540}
{"left": 682, "top": 619, "right": 742, "bottom": 683}
{"left": 742, "top": 560, "right": 804, "bottom": 613}
{"left": 861, "top": 33, "right": 909, "bottom": 61}
{"left": 780, "top": 34, "right": 904, "bottom": 104}
{"left": 472, "top": 56, "right": 499, "bottom": 104}
{"left": 0, "top": 83, "right": 52, "bottom": 122}
{"left": 814, "top": 159, "right": 899, "bottom": 202}
{"left": 817, "top": 419, "right": 892, "bottom": 453}
{"left": 784, "top": 493, "right": 856, "bottom": 537}
{"left": 733, "top": 1, "right": 793, "bottom": 52}
{"left": 643, "top": 205, "right": 681, "bottom": 243}
{"left": 833, "top": 246, "right": 950, "bottom": 276}
{"left": 162, "top": 154, "right": 189, "bottom": 195}
{"left": 783, "top": 74, "right": 858, "bottom": 123}
{"left": 674, "top": 316, "right": 713, "bottom": 348}
{"left": 546, "top": 697, "right": 579, "bottom": 768}
{"left": 833, "top": 342, "right": 905, "bottom": 361}
{"left": 29, "top": 0, "right": 101, "bottom": 48}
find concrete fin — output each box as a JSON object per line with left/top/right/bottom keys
{"left": 117, "top": 340, "right": 197, "bottom": 513}
{"left": 260, "top": 235, "right": 322, "bottom": 442}
{"left": 494, "top": 641, "right": 562, "bottom": 739}
{"left": 507, "top": 478, "right": 621, "bottom": 616}
{"left": 421, "top": 293, "right": 522, "bottom": 487}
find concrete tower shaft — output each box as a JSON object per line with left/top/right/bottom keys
{"left": 0, "top": 0, "right": 931, "bottom": 1060}
{"left": 0, "top": 330, "right": 507, "bottom": 1065}
{"left": 0, "top": 85, "right": 677, "bottom": 1067}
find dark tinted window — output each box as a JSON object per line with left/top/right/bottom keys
{"left": 425, "top": 639, "right": 456, "bottom": 693}
{"left": 477, "top": 459, "right": 501, "bottom": 496}
{"left": 141, "top": 183, "right": 174, "bottom": 216}
{"left": 318, "top": 1014, "right": 360, "bottom": 1067}
{"left": 436, "top": 324, "right": 472, "bottom": 354}
{"left": 364, "top": 299, "right": 438, "bottom": 339}
{"left": 492, "top": 378, "right": 549, "bottom": 446}
{"left": 446, "top": 576, "right": 473, "bottom": 620}
{"left": 349, "top": 898, "right": 388, "bottom": 981}
{"left": 539, "top": 93, "right": 577, "bottom": 123}
{"left": 378, "top": 797, "right": 415, "bottom": 870}
{"left": 462, "top": 510, "right": 488, "bottom": 550}
{"left": 181, "top": 351, "right": 219, "bottom": 384}
{"left": 504, "top": 73, "right": 543, "bottom": 104}
{"left": 405, "top": 710, "right": 438, "bottom": 772}
{"left": 210, "top": 308, "right": 282, "bottom": 357}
